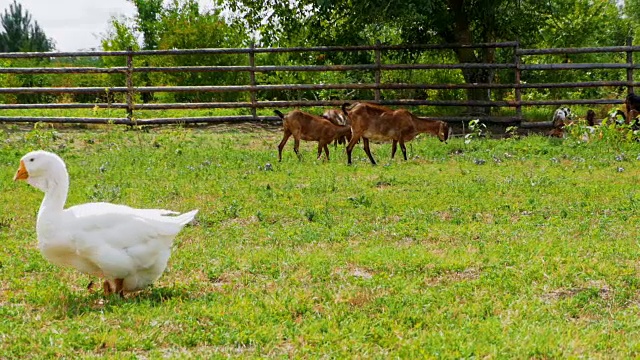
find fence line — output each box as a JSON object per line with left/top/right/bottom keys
{"left": 3, "top": 80, "right": 639, "bottom": 94}
{"left": 0, "top": 41, "right": 521, "bottom": 59}
{"left": 0, "top": 40, "right": 637, "bottom": 126}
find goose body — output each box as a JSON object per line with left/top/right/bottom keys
{"left": 14, "top": 150, "right": 198, "bottom": 295}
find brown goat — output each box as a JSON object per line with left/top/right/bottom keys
{"left": 322, "top": 109, "right": 351, "bottom": 147}
{"left": 275, "top": 109, "right": 352, "bottom": 162}
{"left": 342, "top": 102, "right": 450, "bottom": 165}
{"left": 625, "top": 93, "right": 640, "bottom": 124}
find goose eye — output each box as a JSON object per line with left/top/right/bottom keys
{"left": 29, "top": 158, "right": 34, "bottom": 162}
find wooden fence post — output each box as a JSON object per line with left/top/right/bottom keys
{"left": 627, "top": 37, "right": 634, "bottom": 95}
{"left": 374, "top": 40, "right": 381, "bottom": 102}
{"left": 514, "top": 41, "right": 522, "bottom": 124}
{"left": 249, "top": 42, "right": 258, "bottom": 121}
{"left": 126, "top": 47, "right": 134, "bottom": 123}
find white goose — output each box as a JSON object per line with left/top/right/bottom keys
{"left": 13, "top": 150, "right": 198, "bottom": 296}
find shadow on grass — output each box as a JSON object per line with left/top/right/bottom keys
{"left": 48, "top": 285, "right": 199, "bottom": 319}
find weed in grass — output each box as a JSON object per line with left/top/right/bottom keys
{"left": 223, "top": 200, "right": 242, "bottom": 219}
{"left": 348, "top": 194, "right": 372, "bottom": 208}
{"left": 303, "top": 208, "right": 316, "bottom": 222}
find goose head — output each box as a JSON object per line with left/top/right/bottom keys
{"left": 13, "top": 150, "right": 68, "bottom": 193}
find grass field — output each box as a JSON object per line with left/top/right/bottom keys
{"left": 2, "top": 124, "right": 640, "bottom": 358}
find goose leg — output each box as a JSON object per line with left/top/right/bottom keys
{"left": 103, "top": 280, "right": 113, "bottom": 296}
{"left": 114, "top": 278, "right": 125, "bottom": 298}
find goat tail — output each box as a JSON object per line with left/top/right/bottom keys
{"left": 273, "top": 109, "right": 285, "bottom": 119}
{"left": 341, "top": 103, "right": 351, "bottom": 117}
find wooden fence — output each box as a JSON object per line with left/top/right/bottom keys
{"left": 0, "top": 40, "right": 639, "bottom": 127}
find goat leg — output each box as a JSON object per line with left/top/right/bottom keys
{"left": 294, "top": 138, "right": 302, "bottom": 160}
{"left": 362, "top": 138, "right": 377, "bottom": 165}
{"left": 277, "top": 131, "right": 291, "bottom": 162}
{"left": 400, "top": 140, "right": 408, "bottom": 161}
{"left": 346, "top": 135, "right": 360, "bottom": 165}
{"left": 391, "top": 140, "right": 398, "bottom": 159}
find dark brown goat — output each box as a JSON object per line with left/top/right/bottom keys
{"left": 586, "top": 109, "right": 596, "bottom": 126}
{"left": 342, "top": 102, "right": 450, "bottom": 165}
{"left": 275, "top": 109, "right": 352, "bottom": 161}
{"left": 625, "top": 93, "right": 640, "bottom": 124}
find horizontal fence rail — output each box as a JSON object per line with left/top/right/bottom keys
{"left": 0, "top": 40, "right": 637, "bottom": 127}
{"left": 0, "top": 41, "right": 521, "bottom": 59}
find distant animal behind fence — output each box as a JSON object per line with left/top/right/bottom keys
{"left": 0, "top": 41, "right": 638, "bottom": 127}
{"left": 625, "top": 93, "right": 640, "bottom": 124}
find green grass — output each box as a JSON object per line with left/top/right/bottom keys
{"left": 2, "top": 124, "right": 640, "bottom": 358}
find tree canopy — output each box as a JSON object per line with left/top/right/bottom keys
{"left": 219, "top": 0, "right": 628, "bottom": 111}
{"left": 223, "top": 0, "right": 627, "bottom": 47}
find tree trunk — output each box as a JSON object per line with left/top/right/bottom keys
{"left": 448, "top": 0, "right": 494, "bottom": 115}
{"left": 455, "top": 48, "right": 494, "bottom": 116}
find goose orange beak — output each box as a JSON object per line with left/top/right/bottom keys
{"left": 13, "top": 160, "right": 28, "bottom": 181}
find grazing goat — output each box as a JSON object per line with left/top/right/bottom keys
{"left": 550, "top": 109, "right": 598, "bottom": 138}
{"left": 322, "top": 109, "right": 351, "bottom": 147}
{"left": 552, "top": 107, "right": 573, "bottom": 128}
{"left": 274, "top": 109, "right": 352, "bottom": 162}
{"left": 625, "top": 93, "right": 640, "bottom": 124}
{"left": 342, "top": 102, "right": 450, "bottom": 165}
{"left": 548, "top": 127, "right": 564, "bottom": 138}
{"left": 549, "top": 107, "right": 578, "bottom": 138}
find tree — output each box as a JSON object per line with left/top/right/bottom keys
{"left": 0, "top": 0, "right": 53, "bottom": 52}
{"left": 224, "top": 0, "right": 626, "bottom": 114}
{"left": 101, "top": 0, "right": 250, "bottom": 102}
{"left": 129, "top": 0, "right": 164, "bottom": 50}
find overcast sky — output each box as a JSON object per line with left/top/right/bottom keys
{"left": 0, "top": 0, "right": 138, "bottom": 51}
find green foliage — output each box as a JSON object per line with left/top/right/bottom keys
{"left": 101, "top": 19, "right": 139, "bottom": 54}
{"left": 464, "top": 119, "right": 487, "bottom": 144}
{"left": 505, "top": 126, "right": 520, "bottom": 139}
{"left": 565, "top": 118, "right": 640, "bottom": 144}
{"left": 0, "top": 0, "right": 53, "bottom": 52}
{"left": 519, "top": 0, "right": 630, "bottom": 102}
{"left": 131, "top": 0, "right": 164, "bottom": 50}
{"left": 223, "top": 0, "right": 630, "bottom": 107}
{"left": 0, "top": 1, "right": 55, "bottom": 103}
{"left": 100, "top": 0, "right": 250, "bottom": 103}
{"left": 0, "top": 0, "right": 635, "bottom": 113}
